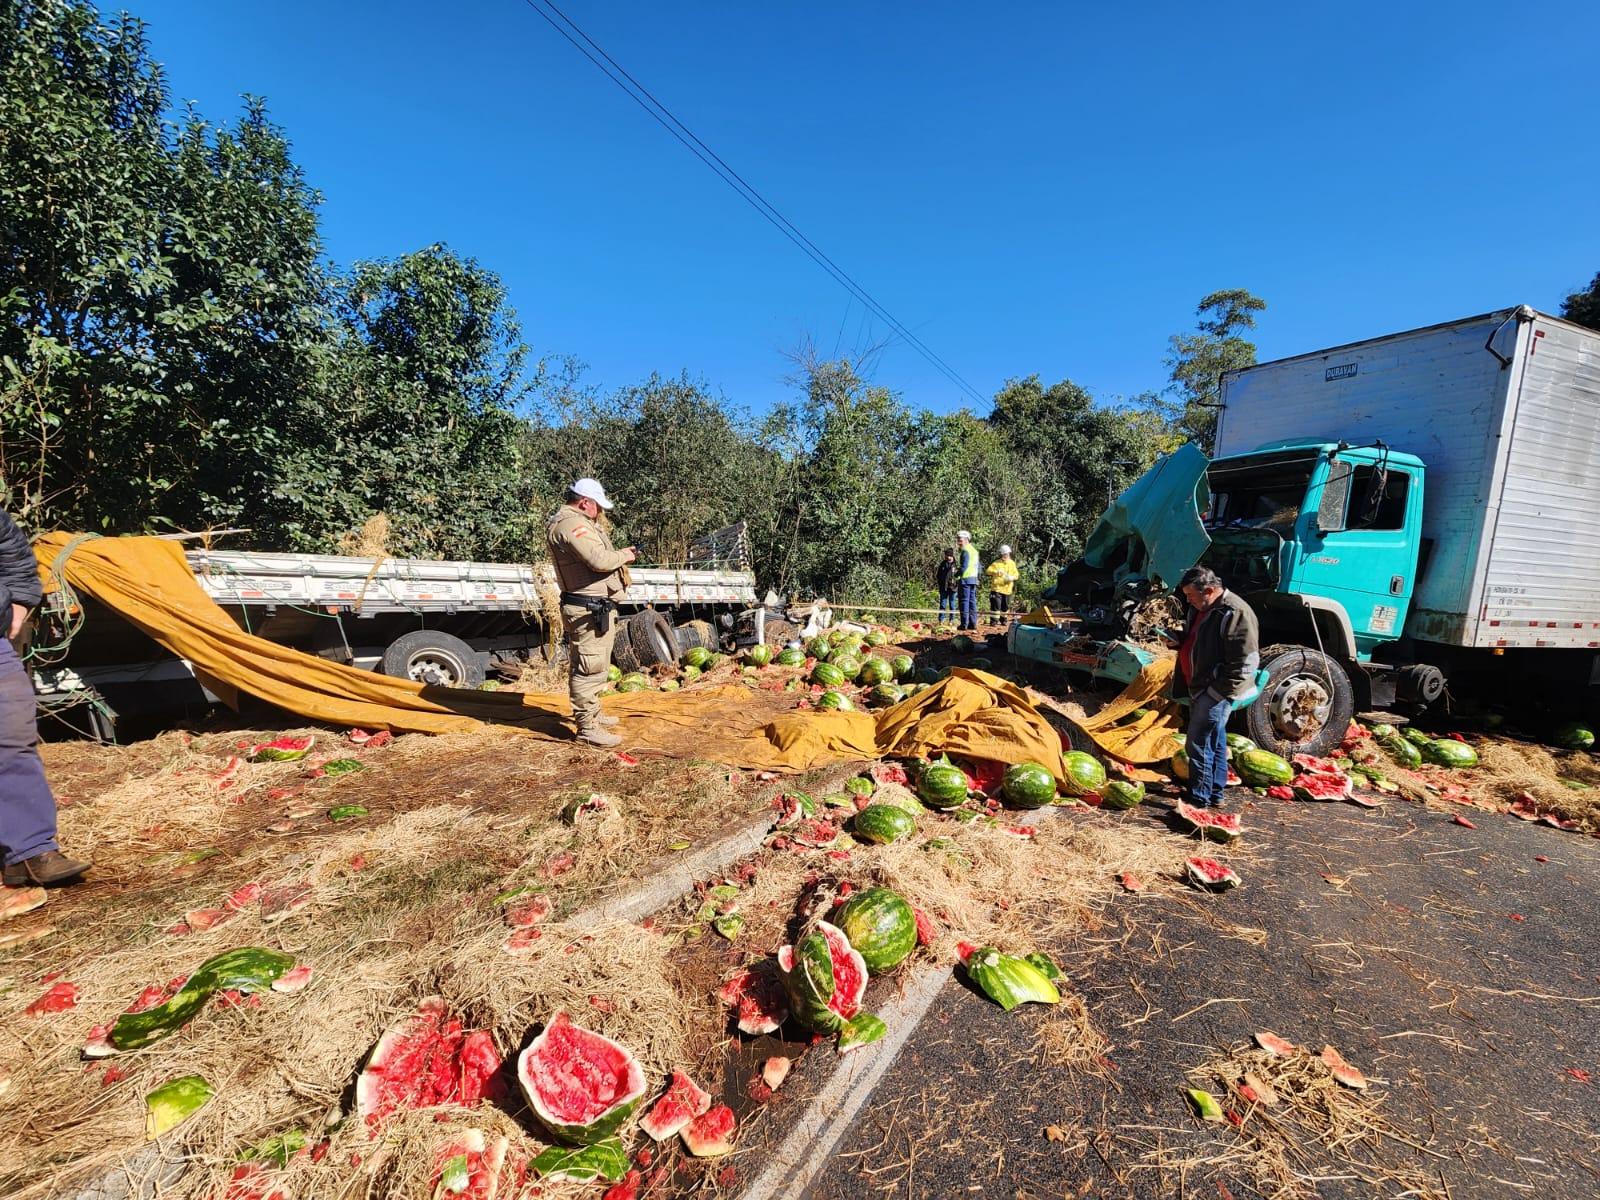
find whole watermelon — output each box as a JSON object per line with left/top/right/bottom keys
{"left": 866, "top": 684, "right": 905, "bottom": 708}
{"left": 745, "top": 644, "right": 773, "bottom": 668}
{"left": 1060, "top": 750, "right": 1108, "bottom": 796}
{"left": 1101, "top": 779, "right": 1145, "bottom": 810}
{"left": 1403, "top": 727, "right": 1432, "bottom": 748}
{"left": 951, "top": 634, "right": 974, "bottom": 654}
{"left": 775, "top": 647, "right": 805, "bottom": 667}
{"left": 681, "top": 664, "right": 702, "bottom": 681}
{"left": 815, "top": 690, "right": 855, "bottom": 711}
{"left": 890, "top": 654, "right": 914, "bottom": 681}
{"left": 683, "top": 647, "right": 713, "bottom": 670}
{"left": 1425, "top": 739, "right": 1479, "bottom": 769}
{"left": 857, "top": 657, "right": 893, "bottom": 687}
{"left": 1000, "top": 762, "right": 1056, "bottom": 809}
{"left": 918, "top": 761, "right": 969, "bottom": 809}
{"left": 1235, "top": 748, "right": 1293, "bottom": 787}
{"left": 1170, "top": 747, "right": 1190, "bottom": 782}
{"left": 1225, "top": 733, "right": 1256, "bottom": 757}
{"left": 916, "top": 667, "right": 944, "bottom": 686}
{"left": 811, "top": 662, "right": 846, "bottom": 688}
{"left": 806, "top": 637, "right": 831, "bottom": 661}
{"left": 851, "top": 805, "right": 916, "bottom": 846}
{"left": 831, "top": 654, "right": 863, "bottom": 681}
{"left": 863, "top": 631, "right": 888, "bottom": 648}
{"left": 1553, "top": 721, "right": 1595, "bottom": 750}
{"left": 1379, "top": 734, "right": 1421, "bottom": 768}
{"left": 834, "top": 887, "right": 917, "bottom": 972}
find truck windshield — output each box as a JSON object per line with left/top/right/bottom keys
{"left": 1205, "top": 452, "right": 1318, "bottom": 534}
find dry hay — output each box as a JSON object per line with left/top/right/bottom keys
{"left": 335, "top": 512, "right": 392, "bottom": 558}
{"left": 1132, "top": 1042, "right": 1444, "bottom": 1200}
{"left": 1467, "top": 738, "right": 1600, "bottom": 831}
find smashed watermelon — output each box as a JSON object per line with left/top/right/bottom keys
{"left": 681, "top": 1104, "right": 736, "bottom": 1157}
{"left": 1185, "top": 857, "right": 1240, "bottom": 891}
{"left": 638, "top": 1070, "right": 712, "bottom": 1141}
{"left": 429, "top": 1129, "right": 515, "bottom": 1200}
{"left": 1172, "top": 801, "right": 1243, "bottom": 843}
{"left": 517, "top": 1012, "right": 647, "bottom": 1146}
{"left": 776, "top": 921, "right": 868, "bottom": 1033}
{"left": 354, "top": 998, "right": 501, "bottom": 1133}
{"left": 248, "top": 736, "right": 314, "bottom": 763}
{"left": 717, "top": 965, "right": 789, "bottom": 1035}
{"left": 1291, "top": 772, "right": 1352, "bottom": 801}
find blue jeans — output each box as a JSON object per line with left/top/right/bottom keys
{"left": 1185, "top": 689, "right": 1232, "bottom": 808}
{"left": 0, "top": 640, "right": 59, "bottom": 865}
{"left": 938, "top": 591, "right": 958, "bottom": 623}
{"left": 958, "top": 582, "right": 979, "bottom": 629}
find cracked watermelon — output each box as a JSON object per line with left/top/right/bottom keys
{"left": 834, "top": 886, "right": 917, "bottom": 973}
{"left": 111, "top": 947, "right": 296, "bottom": 1052}
{"left": 144, "top": 1074, "right": 214, "bottom": 1139}
{"left": 430, "top": 1129, "right": 513, "bottom": 1200}
{"left": 965, "top": 947, "right": 1061, "bottom": 1011}
{"left": 1001, "top": 762, "right": 1057, "bottom": 809}
{"left": 851, "top": 804, "right": 916, "bottom": 845}
{"left": 776, "top": 921, "right": 868, "bottom": 1033}
{"left": 1060, "top": 751, "right": 1107, "bottom": 796}
{"left": 1173, "top": 801, "right": 1243, "bottom": 843}
{"left": 1185, "top": 857, "right": 1240, "bottom": 890}
{"left": 248, "top": 736, "right": 314, "bottom": 763}
{"left": 681, "top": 1104, "right": 736, "bottom": 1157}
{"left": 1291, "top": 771, "right": 1352, "bottom": 801}
{"left": 518, "top": 1012, "right": 647, "bottom": 1146}
{"left": 638, "top": 1070, "right": 711, "bottom": 1141}
{"left": 355, "top": 998, "right": 501, "bottom": 1132}
{"left": 1101, "top": 779, "right": 1145, "bottom": 810}
{"left": 717, "top": 965, "right": 789, "bottom": 1035}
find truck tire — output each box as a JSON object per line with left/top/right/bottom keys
{"left": 675, "top": 619, "right": 718, "bottom": 657}
{"left": 1243, "top": 643, "right": 1355, "bottom": 759}
{"left": 628, "top": 609, "right": 677, "bottom": 668}
{"left": 610, "top": 620, "right": 643, "bottom": 675}
{"left": 380, "top": 630, "right": 486, "bottom": 689}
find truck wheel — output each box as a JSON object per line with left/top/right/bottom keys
{"left": 380, "top": 630, "right": 486, "bottom": 688}
{"left": 610, "top": 620, "right": 643, "bottom": 674}
{"left": 1243, "top": 644, "right": 1355, "bottom": 759}
{"left": 674, "top": 618, "right": 718, "bottom": 657}
{"left": 628, "top": 610, "right": 677, "bottom": 667}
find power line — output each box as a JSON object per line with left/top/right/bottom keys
{"left": 514, "top": 0, "right": 989, "bottom": 407}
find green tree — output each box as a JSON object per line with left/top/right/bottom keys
{"left": 1561, "top": 271, "right": 1600, "bottom": 331}
{"left": 1164, "top": 288, "right": 1266, "bottom": 450}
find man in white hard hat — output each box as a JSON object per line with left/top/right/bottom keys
{"left": 546, "top": 479, "right": 637, "bottom": 747}
{"left": 955, "top": 530, "right": 981, "bottom": 632}
{"left": 984, "top": 544, "right": 1020, "bottom": 625}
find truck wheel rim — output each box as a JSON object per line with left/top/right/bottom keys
{"left": 408, "top": 650, "right": 464, "bottom": 686}
{"left": 1268, "top": 675, "right": 1331, "bottom": 741}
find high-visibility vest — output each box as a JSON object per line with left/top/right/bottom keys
{"left": 959, "top": 544, "right": 980, "bottom": 581}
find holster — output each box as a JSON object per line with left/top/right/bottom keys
{"left": 561, "top": 591, "right": 617, "bottom": 636}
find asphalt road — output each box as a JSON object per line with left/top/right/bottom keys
{"left": 804, "top": 794, "right": 1600, "bottom": 1200}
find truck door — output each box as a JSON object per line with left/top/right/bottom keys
{"left": 1292, "top": 456, "right": 1420, "bottom": 658}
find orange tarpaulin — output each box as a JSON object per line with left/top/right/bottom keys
{"left": 34, "top": 534, "right": 1073, "bottom": 778}
{"left": 1072, "top": 654, "right": 1185, "bottom": 764}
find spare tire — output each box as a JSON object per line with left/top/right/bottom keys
{"left": 610, "top": 620, "right": 642, "bottom": 674}
{"left": 674, "top": 618, "right": 718, "bottom": 658}
{"left": 628, "top": 609, "right": 677, "bottom": 668}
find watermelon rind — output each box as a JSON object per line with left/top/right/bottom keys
{"left": 638, "top": 1070, "right": 711, "bottom": 1141}
{"left": 1001, "top": 762, "right": 1057, "bottom": 810}
{"left": 966, "top": 947, "right": 1061, "bottom": 1011}
{"left": 249, "top": 735, "right": 314, "bottom": 763}
{"left": 837, "top": 1011, "right": 888, "bottom": 1054}
{"left": 1424, "top": 739, "right": 1479, "bottom": 769}
{"left": 1184, "top": 857, "right": 1240, "bottom": 891}
{"left": 518, "top": 1013, "right": 647, "bottom": 1146}
{"left": 531, "top": 1137, "right": 628, "bottom": 1183}
{"left": 1060, "top": 750, "right": 1108, "bottom": 796}
{"left": 1023, "top": 952, "right": 1063, "bottom": 981}
{"left": 144, "top": 1074, "right": 214, "bottom": 1139}
{"left": 815, "top": 690, "right": 855, "bottom": 712}
{"left": 834, "top": 887, "right": 917, "bottom": 973}
{"left": 775, "top": 647, "right": 805, "bottom": 667}
{"left": 1403, "top": 727, "right": 1433, "bottom": 747}
{"left": 917, "top": 762, "right": 969, "bottom": 809}
{"left": 851, "top": 805, "right": 916, "bottom": 846}
{"left": 1101, "top": 779, "right": 1145, "bottom": 810}
{"left": 113, "top": 948, "right": 296, "bottom": 1052}
{"left": 1172, "top": 801, "right": 1243, "bottom": 843}
{"left": 1379, "top": 735, "right": 1422, "bottom": 768}
{"left": 681, "top": 1105, "right": 737, "bottom": 1157}
{"left": 1553, "top": 721, "right": 1595, "bottom": 750}
{"left": 1170, "top": 747, "right": 1190, "bottom": 782}
{"left": 777, "top": 922, "right": 868, "bottom": 1033}
{"left": 1225, "top": 733, "right": 1257, "bottom": 756}
{"left": 1235, "top": 749, "right": 1294, "bottom": 787}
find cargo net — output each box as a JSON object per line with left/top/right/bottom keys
{"left": 686, "top": 520, "right": 752, "bottom": 570}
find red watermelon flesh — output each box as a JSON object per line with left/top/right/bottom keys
{"left": 1173, "top": 801, "right": 1243, "bottom": 841}
{"left": 1292, "top": 754, "right": 1343, "bottom": 775}
{"left": 518, "top": 1012, "right": 646, "bottom": 1138}
{"left": 1185, "top": 857, "right": 1240, "bottom": 889}
{"left": 717, "top": 965, "right": 789, "bottom": 1035}
{"left": 270, "top": 964, "right": 313, "bottom": 993}
{"left": 429, "top": 1129, "right": 510, "bottom": 1200}
{"left": 639, "top": 1070, "right": 712, "bottom": 1141}
{"left": 777, "top": 923, "right": 866, "bottom": 1022}
{"left": 1254, "top": 1030, "right": 1297, "bottom": 1056}
{"left": 681, "top": 1104, "right": 736, "bottom": 1157}
{"left": 762, "top": 1056, "right": 792, "bottom": 1090}
{"left": 355, "top": 998, "right": 502, "bottom": 1132}
{"left": 1292, "top": 773, "right": 1350, "bottom": 801}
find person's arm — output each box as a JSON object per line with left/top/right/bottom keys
{"left": 557, "top": 522, "right": 633, "bottom": 574}
{"left": 1212, "top": 605, "right": 1259, "bottom": 698}
{"left": 0, "top": 513, "right": 40, "bottom": 637}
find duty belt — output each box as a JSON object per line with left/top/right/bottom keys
{"left": 560, "top": 591, "right": 617, "bottom": 635}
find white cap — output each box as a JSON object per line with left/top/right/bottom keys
{"left": 999, "top": 544, "right": 1012, "bottom": 555}
{"left": 957, "top": 529, "right": 972, "bottom": 541}
{"left": 570, "top": 478, "right": 614, "bottom": 510}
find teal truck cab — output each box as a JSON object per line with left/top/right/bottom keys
{"left": 1012, "top": 307, "right": 1600, "bottom": 757}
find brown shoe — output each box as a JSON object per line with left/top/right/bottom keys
{"left": 3, "top": 850, "right": 90, "bottom": 887}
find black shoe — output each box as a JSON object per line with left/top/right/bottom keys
{"left": 3, "top": 850, "right": 90, "bottom": 887}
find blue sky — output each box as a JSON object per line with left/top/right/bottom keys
{"left": 131, "top": 1, "right": 1599, "bottom": 416}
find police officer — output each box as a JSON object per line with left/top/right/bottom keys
{"left": 546, "top": 479, "right": 637, "bottom": 747}
{"left": 0, "top": 510, "right": 89, "bottom": 886}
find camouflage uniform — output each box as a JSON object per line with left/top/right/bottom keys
{"left": 546, "top": 504, "right": 630, "bottom": 736}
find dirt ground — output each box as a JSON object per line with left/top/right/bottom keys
{"left": 807, "top": 793, "right": 1600, "bottom": 1199}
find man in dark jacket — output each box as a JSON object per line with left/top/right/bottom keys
{"left": 0, "top": 512, "right": 89, "bottom": 886}
{"left": 935, "top": 549, "right": 958, "bottom": 624}
{"left": 1173, "top": 566, "right": 1260, "bottom": 810}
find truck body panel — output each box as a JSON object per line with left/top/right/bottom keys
{"left": 1217, "top": 307, "right": 1600, "bottom": 650}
